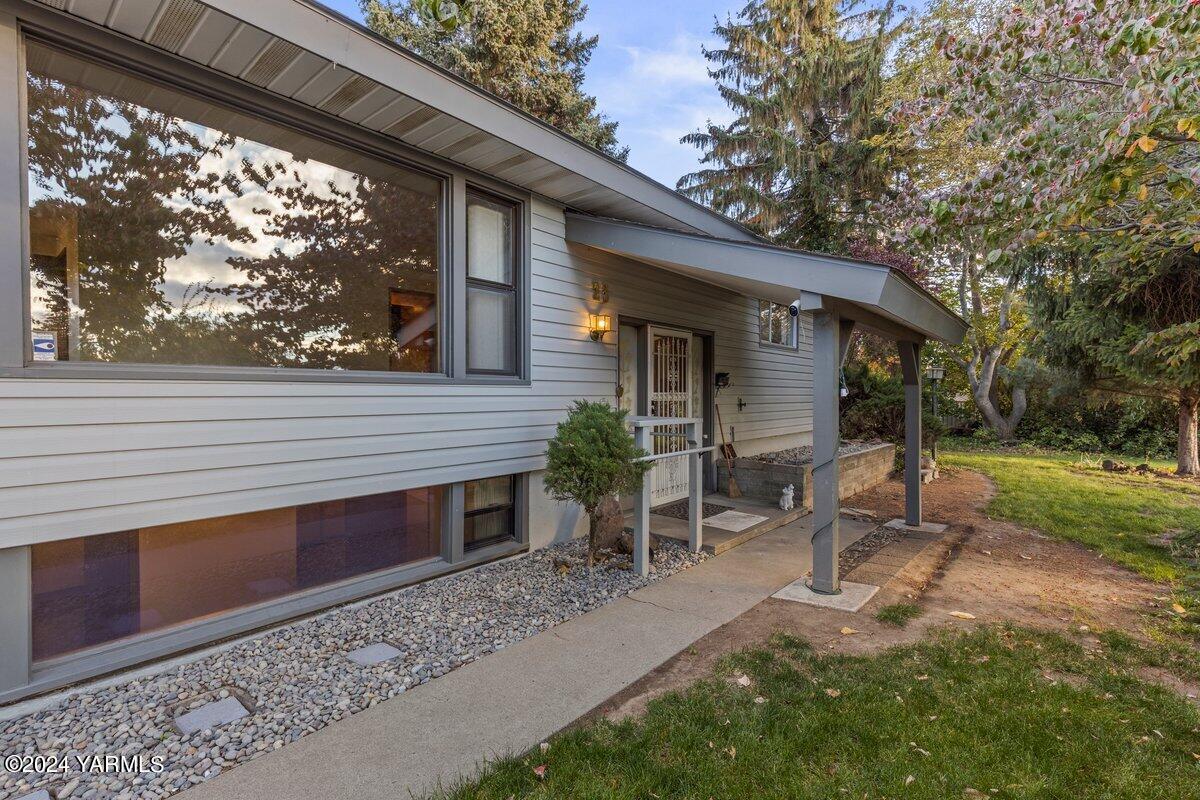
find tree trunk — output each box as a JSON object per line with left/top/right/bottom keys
{"left": 1179, "top": 391, "right": 1199, "bottom": 476}
{"left": 586, "top": 510, "right": 598, "bottom": 568}
{"left": 972, "top": 382, "right": 1027, "bottom": 441}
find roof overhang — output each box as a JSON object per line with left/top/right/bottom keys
{"left": 17, "top": 0, "right": 759, "bottom": 242}
{"left": 565, "top": 214, "right": 969, "bottom": 345}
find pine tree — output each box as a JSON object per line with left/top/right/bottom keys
{"left": 364, "top": 0, "right": 626, "bottom": 160}
{"left": 679, "top": 0, "right": 898, "bottom": 251}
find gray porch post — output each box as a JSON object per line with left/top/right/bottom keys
{"left": 686, "top": 419, "right": 702, "bottom": 553}
{"left": 633, "top": 425, "right": 652, "bottom": 577}
{"left": 898, "top": 340, "right": 923, "bottom": 526}
{"left": 809, "top": 309, "right": 855, "bottom": 594}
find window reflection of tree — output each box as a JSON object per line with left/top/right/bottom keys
{"left": 26, "top": 45, "right": 442, "bottom": 373}
{"left": 27, "top": 69, "right": 250, "bottom": 365}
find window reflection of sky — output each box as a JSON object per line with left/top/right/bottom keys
{"left": 30, "top": 108, "right": 365, "bottom": 315}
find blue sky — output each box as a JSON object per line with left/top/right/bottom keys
{"left": 319, "top": 0, "right": 743, "bottom": 188}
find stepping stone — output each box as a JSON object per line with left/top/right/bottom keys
{"left": 772, "top": 579, "right": 880, "bottom": 612}
{"left": 704, "top": 510, "right": 770, "bottom": 532}
{"left": 346, "top": 642, "right": 403, "bottom": 666}
{"left": 883, "top": 518, "right": 948, "bottom": 534}
{"left": 174, "top": 696, "right": 250, "bottom": 735}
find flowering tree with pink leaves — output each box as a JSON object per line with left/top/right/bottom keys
{"left": 887, "top": 0, "right": 1200, "bottom": 468}
{"left": 899, "top": 0, "right": 1199, "bottom": 264}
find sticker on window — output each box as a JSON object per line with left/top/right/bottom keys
{"left": 31, "top": 331, "right": 57, "bottom": 361}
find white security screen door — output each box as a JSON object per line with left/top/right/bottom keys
{"left": 647, "top": 326, "right": 692, "bottom": 505}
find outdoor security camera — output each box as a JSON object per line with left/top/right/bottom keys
{"left": 789, "top": 299, "right": 801, "bottom": 317}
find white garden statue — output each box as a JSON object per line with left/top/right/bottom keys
{"left": 779, "top": 483, "right": 795, "bottom": 511}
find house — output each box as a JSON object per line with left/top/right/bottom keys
{"left": 0, "top": 0, "right": 967, "bottom": 704}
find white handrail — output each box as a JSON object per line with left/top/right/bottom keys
{"left": 634, "top": 445, "right": 714, "bottom": 462}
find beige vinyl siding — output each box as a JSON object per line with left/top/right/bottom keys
{"left": 0, "top": 198, "right": 811, "bottom": 549}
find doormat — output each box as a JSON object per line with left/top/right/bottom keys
{"left": 704, "top": 510, "right": 770, "bottom": 532}
{"left": 651, "top": 499, "right": 734, "bottom": 520}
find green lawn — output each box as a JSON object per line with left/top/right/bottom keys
{"left": 941, "top": 449, "right": 1200, "bottom": 585}
{"left": 438, "top": 627, "right": 1200, "bottom": 800}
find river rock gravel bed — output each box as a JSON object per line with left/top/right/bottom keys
{"left": 756, "top": 439, "right": 886, "bottom": 466}
{"left": 1, "top": 540, "right": 707, "bottom": 800}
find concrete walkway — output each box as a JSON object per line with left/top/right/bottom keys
{"left": 182, "top": 515, "right": 875, "bottom": 800}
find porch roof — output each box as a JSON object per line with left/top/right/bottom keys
{"left": 565, "top": 214, "right": 969, "bottom": 345}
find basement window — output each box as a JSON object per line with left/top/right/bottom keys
{"left": 463, "top": 475, "right": 517, "bottom": 550}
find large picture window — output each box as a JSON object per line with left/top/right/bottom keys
{"left": 25, "top": 43, "right": 442, "bottom": 373}
{"left": 466, "top": 192, "right": 519, "bottom": 374}
{"left": 30, "top": 486, "right": 444, "bottom": 661}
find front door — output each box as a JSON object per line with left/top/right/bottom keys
{"left": 647, "top": 326, "right": 692, "bottom": 505}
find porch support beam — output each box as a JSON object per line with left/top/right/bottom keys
{"left": 632, "top": 425, "right": 652, "bottom": 577}
{"left": 809, "top": 307, "right": 855, "bottom": 595}
{"left": 687, "top": 419, "right": 702, "bottom": 553}
{"left": 898, "top": 339, "right": 923, "bottom": 526}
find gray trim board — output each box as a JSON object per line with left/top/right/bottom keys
{"left": 565, "top": 213, "right": 968, "bottom": 345}
{"left": 0, "top": 545, "right": 30, "bottom": 695}
{"left": 0, "top": 12, "right": 24, "bottom": 369}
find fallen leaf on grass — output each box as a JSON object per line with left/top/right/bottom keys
{"left": 949, "top": 611, "right": 976, "bottom": 620}
{"left": 533, "top": 765, "right": 547, "bottom": 780}
{"left": 1172, "top": 603, "right": 1188, "bottom": 616}
{"left": 909, "top": 742, "right": 930, "bottom": 757}
{"left": 963, "top": 789, "right": 988, "bottom": 799}
{"left": 825, "top": 688, "right": 842, "bottom": 698}
{"left": 724, "top": 746, "right": 737, "bottom": 759}
{"left": 905, "top": 775, "right": 915, "bottom": 786}
{"left": 735, "top": 674, "right": 752, "bottom": 687}
{"left": 539, "top": 742, "right": 549, "bottom": 753}
{"left": 754, "top": 696, "right": 767, "bottom": 704}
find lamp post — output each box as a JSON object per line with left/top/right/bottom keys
{"left": 924, "top": 364, "right": 945, "bottom": 463}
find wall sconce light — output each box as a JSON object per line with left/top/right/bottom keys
{"left": 589, "top": 313, "right": 612, "bottom": 341}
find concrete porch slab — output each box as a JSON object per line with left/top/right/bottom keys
{"left": 633, "top": 494, "right": 805, "bottom": 555}
{"left": 771, "top": 579, "right": 879, "bottom": 612}
{"left": 883, "top": 519, "right": 949, "bottom": 535}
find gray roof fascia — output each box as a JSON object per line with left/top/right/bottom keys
{"left": 565, "top": 213, "right": 968, "bottom": 345}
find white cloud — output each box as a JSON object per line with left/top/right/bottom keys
{"left": 588, "top": 34, "right": 734, "bottom": 187}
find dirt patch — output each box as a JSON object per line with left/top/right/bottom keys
{"left": 583, "top": 467, "right": 1179, "bottom": 725}
{"left": 1136, "top": 666, "right": 1200, "bottom": 706}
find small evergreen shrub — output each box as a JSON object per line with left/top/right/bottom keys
{"left": 544, "top": 401, "right": 652, "bottom": 566}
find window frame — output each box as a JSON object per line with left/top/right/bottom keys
{"left": 2, "top": 28, "right": 532, "bottom": 386}
{"left": 464, "top": 188, "right": 523, "bottom": 377}
{"left": 758, "top": 299, "right": 799, "bottom": 350}
{"left": 462, "top": 474, "right": 518, "bottom": 552}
